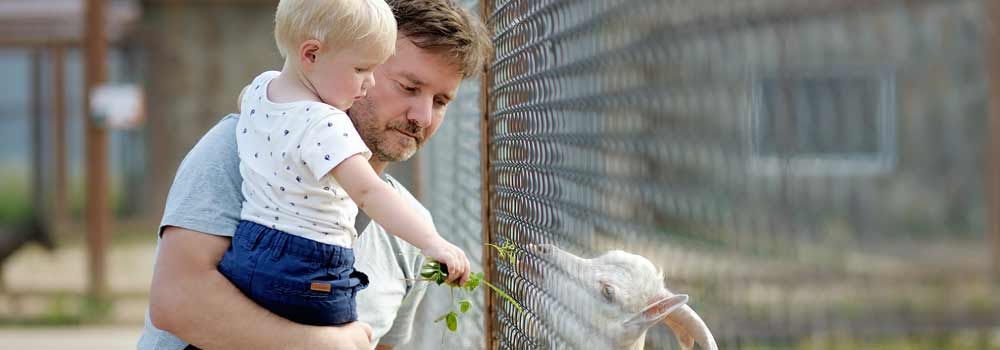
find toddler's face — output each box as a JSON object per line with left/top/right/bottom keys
{"left": 308, "top": 48, "right": 383, "bottom": 110}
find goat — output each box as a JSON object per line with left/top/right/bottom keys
{"left": 527, "top": 244, "right": 717, "bottom": 350}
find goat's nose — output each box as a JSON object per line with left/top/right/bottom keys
{"left": 528, "top": 244, "right": 552, "bottom": 255}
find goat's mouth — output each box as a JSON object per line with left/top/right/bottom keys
{"left": 527, "top": 243, "right": 552, "bottom": 255}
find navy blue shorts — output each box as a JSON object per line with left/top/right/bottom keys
{"left": 218, "top": 220, "right": 369, "bottom": 326}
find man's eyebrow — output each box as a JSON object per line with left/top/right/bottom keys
{"left": 398, "top": 72, "right": 426, "bottom": 87}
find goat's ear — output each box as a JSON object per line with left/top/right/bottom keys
{"left": 623, "top": 294, "right": 688, "bottom": 329}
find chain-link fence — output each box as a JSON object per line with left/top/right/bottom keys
{"left": 413, "top": 0, "right": 1000, "bottom": 349}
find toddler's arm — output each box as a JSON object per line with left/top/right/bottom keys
{"left": 331, "top": 155, "right": 470, "bottom": 285}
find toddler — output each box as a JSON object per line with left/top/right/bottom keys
{"left": 218, "top": 0, "right": 470, "bottom": 326}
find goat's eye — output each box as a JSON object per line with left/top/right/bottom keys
{"left": 601, "top": 284, "right": 615, "bottom": 302}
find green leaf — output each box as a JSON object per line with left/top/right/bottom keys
{"left": 446, "top": 312, "right": 458, "bottom": 332}
{"left": 486, "top": 242, "right": 517, "bottom": 267}
{"left": 421, "top": 260, "right": 448, "bottom": 284}
{"left": 463, "top": 272, "right": 482, "bottom": 292}
{"left": 482, "top": 280, "right": 523, "bottom": 312}
{"left": 459, "top": 299, "right": 472, "bottom": 313}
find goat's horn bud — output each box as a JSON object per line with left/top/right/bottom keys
{"left": 663, "top": 301, "right": 718, "bottom": 350}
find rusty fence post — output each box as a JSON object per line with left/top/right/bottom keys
{"left": 480, "top": 0, "right": 496, "bottom": 348}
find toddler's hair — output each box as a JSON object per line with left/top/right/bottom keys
{"left": 275, "top": 0, "right": 397, "bottom": 61}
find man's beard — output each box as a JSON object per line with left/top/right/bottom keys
{"left": 350, "top": 98, "right": 425, "bottom": 162}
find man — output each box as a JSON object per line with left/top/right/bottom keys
{"left": 138, "top": 1, "right": 492, "bottom": 349}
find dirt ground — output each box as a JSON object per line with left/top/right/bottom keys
{"left": 0, "top": 325, "right": 144, "bottom": 350}
{"left": 2, "top": 237, "right": 156, "bottom": 293}
{"left": 0, "top": 238, "right": 156, "bottom": 349}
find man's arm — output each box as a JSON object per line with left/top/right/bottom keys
{"left": 149, "top": 227, "right": 372, "bottom": 350}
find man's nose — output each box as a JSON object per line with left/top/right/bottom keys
{"left": 407, "top": 98, "right": 433, "bottom": 127}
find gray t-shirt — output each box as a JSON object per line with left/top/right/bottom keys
{"left": 138, "top": 115, "right": 429, "bottom": 349}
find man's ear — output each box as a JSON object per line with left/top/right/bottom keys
{"left": 298, "top": 39, "right": 323, "bottom": 68}
{"left": 237, "top": 85, "right": 248, "bottom": 112}
{"left": 623, "top": 294, "right": 688, "bottom": 329}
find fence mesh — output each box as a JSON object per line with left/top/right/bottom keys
{"left": 478, "top": 0, "right": 998, "bottom": 349}
{"left": 412, "top": 0, "right": 999, "bottom": 349}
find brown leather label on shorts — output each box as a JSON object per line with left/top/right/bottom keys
{"left": 310, "top": 282, "right": 332, "bottom": 293}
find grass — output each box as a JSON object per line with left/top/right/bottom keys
{"left": 0, "top": 175, "right": 32, "bottom": 222}
{"left": 787, "top": 331, "right": 1000, "bottom": 350}
{"left": 0, "top": 294, "right": 114, "bottom": 327}
{"left": 0, "top": 172, "right": 159, "bottom": 247}
{"left": 0, "top": 173, "right": 134, "bottom": 224}
{"left": 734, "top": 332, "right": 1000, "bottom": 350}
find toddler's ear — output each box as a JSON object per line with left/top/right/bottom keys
{"left": 299, "top": 39, "right": 322, "bottom": 67}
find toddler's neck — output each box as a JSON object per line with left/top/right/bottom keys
{"left": 268, "top": 62, "right": 322, "bottom": 104}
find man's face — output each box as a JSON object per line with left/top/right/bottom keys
{"left": 349, "top": 38, "right": 463, "bottom": 162}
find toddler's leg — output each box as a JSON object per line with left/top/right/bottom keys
{"left": 217, "top": 220, "right": 268, "bottom": 297}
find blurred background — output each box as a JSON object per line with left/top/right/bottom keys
{"left": 1, "top": 0, "right": 999, "bottom": 349}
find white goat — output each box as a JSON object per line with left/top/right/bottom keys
{"left": 527, "top": 244, "right": 718, "bottom": 350}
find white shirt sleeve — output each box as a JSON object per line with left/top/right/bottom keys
{"left": 380, "top": 252, "right": 429, "bottom": 346}
{"left": 371, "top": 176, "right": 434, "bottom": 346}
{"left": 298, "top": 108, "right": 372, "bottom": 181}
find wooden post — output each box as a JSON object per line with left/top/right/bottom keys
{"left": 989, "top": 0, "right": 1000, "bottom": 281}
{"left": 480, "top": 1, "right": 496, "bottom": 349}
{"left": 31, "top": 50, "right": 43, "bottom": 218}
{"left": 84, "top": 0, "right": 111, "bottom": 300}
{"left": 50, "top": 45, "right": 68, "bottom": 226}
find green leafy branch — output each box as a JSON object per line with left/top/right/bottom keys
{"left": 418, "top": 242, "right": 523, "bottom": 332}
{"left": 486, "top": 240, "right": 518, "bottom": 268}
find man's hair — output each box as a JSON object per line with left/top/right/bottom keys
{"left": 386, "top": 0, "right": 493, "bottom": 78}
{"left": 274, "top": 0, "right": 397, "bottom": 62}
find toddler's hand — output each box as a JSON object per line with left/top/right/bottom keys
{"left": 422, "top": 239, "right": 471, "bottom": 286}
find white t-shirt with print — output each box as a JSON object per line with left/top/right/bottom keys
{"left": 236, "top": 71, "right": 371, "bottom": 248}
